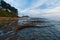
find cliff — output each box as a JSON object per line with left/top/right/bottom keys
{"left": 0, "top": 8, "right": 18, "bottom": 17}
{"left": 0, "top": 0, "right": 18, "bottom": 17}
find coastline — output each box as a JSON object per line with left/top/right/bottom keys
{"left": 0, "top": 17, "right": 19, "bottom": 20}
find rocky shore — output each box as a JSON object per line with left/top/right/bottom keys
{"left": 1, "top": 18, "right": 60, "bottom": 40}
{"left": 0, "top": 17, "right": 19, "bottom": 20}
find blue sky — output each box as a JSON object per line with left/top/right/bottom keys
{"left": 4, "top": 0, "right": 60, "bottom": 21}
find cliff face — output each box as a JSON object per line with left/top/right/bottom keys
{"left": 0, "top": 0, "right": 18, "bottom": 17}
{"left": 0, "top": 8, "right": 18, "bottom": 17}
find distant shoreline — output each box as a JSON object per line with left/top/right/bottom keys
{"left": 0, "top": 17, "right": 19, "bottom": 20}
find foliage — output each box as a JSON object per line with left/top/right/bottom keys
{"left": 1, "top": 0, "right": 18, "bottom": 16}
{"left": 0, "top": 8, "right": 18, "bottom": 17}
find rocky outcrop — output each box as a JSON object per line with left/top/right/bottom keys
{"left": 0, "top": 0, "right": 18, "bottom": 16}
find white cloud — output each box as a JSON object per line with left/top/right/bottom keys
{"left": 4, "top": 0, "right": 14, "bottom": 3}
{"left": 4, "top": 0, "right": 60, "bottom": 21}
{"left": 20, "top": 0, "right": 60, "bottom": 13}
{"left": 42, "top": 6, "right": 60, "bottom": 21}
{"left": 43, "top": 13, "right": 60, "bottom": 21}
{"left": 29, "top": 0, "right": 47, "bottom": 9}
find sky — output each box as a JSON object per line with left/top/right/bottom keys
{"left": 4, "top": 0, "right": 60, "bottom": 21}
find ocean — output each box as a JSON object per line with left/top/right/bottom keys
{"left": 0, "top": 18, "right": 60, "bottom": 40}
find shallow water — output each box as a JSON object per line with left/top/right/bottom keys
{"left": 0, "top": 19, "right": 60, "bottom": 40}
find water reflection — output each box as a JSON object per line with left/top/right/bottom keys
{"left": 0, "top": 19, "right": 60, "bottom": 40}
{"left": 0, "top": 20, "right": 19, "bottom": 40}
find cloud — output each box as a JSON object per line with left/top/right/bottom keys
{"left": 4, "top": 0, "right": 14, "bottom": 2}
{"left": 4, "top": 0, "right": 60, "bottom": 21}
{"left": 43, "top": 13, "right": 60, "bottom": 21}
{"left": 20, "top": 0, "right": 60, "bottom": 13}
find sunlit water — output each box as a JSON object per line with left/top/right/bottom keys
{"left": 0, "top": 18, "right": 60, "bottom": 40}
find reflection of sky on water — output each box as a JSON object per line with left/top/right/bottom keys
{"left": 0, "top": 30, "right": 4, "bottom": 36}
{"left": 0, "top": 19, "right": 60, "bottom": 40}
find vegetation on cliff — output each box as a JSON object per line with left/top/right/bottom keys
{"left": 0, "top": 0, "right": 18, "bottom": 17}
{"left": 0, "top": 8, "right": 18, "bottom": 17}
